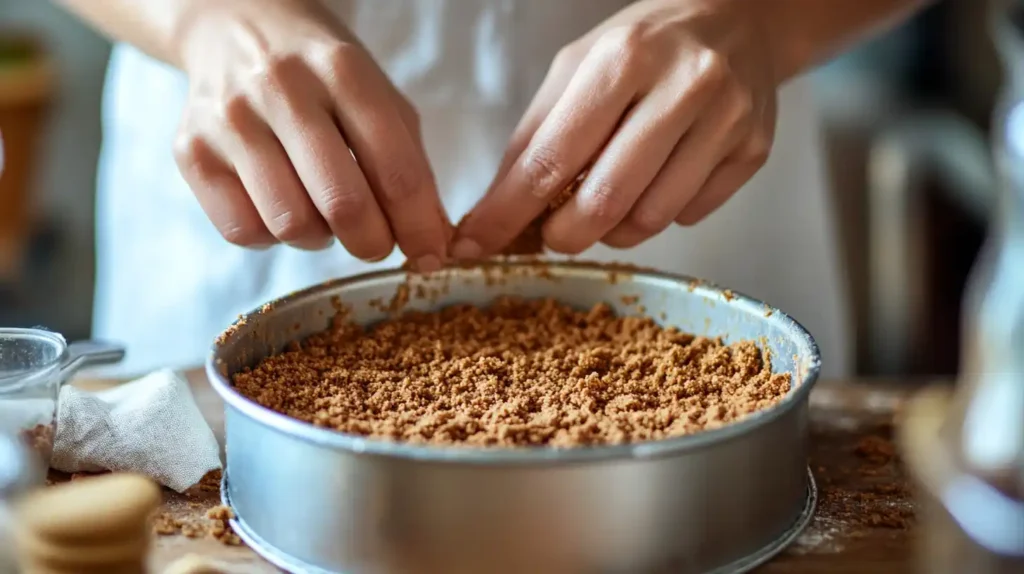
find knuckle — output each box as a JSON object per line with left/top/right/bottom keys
{"left": 377, "top": 167, "right": 419, "bottom": 203}
{"left": 729, "top": 89, "right": 756, "bottom": 124}
{"left": 319, "top": 186, "right": 369, "bottom": 228}
{"left": 172, "top": 130, "right": 202, "bottom": 168}
{"left": 744, "top": 131, "right": 773, "bottom": 164}
{"left": 551, "top": 45, "right": 580, "bottom": 71}
{"left": 261, "top": 54, "right": 301, "bottom": 91}
{"left": 520, "top": 145, "right": 567, "bottom": 193}
{"left": 594, "top": 25, "right": 651, "bottom": 76}
{"left": 694, "top": 49, "right": 730, "bottom": 89}
{"left": 322, "top": 42, "right": 366, "bottom": 83}
{"left": 270, "top": 206, "right": 315, "bottom": 243}
{"left": 579, "top": 179, "right": 630, "bottom": 227}
{"left": 603, "top": 24, "right": 647, "bottom": 59}
{"left": 218, "top": 94, "right": 252, "bottom": 132}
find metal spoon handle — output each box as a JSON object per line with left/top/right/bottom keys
{"left": 58, "top": 340, "right": 126, "bottom": 382}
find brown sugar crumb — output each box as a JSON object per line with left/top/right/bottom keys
{"left": 206, "top": 505, "right": 242, "bottom": 546}
{"left": 69, "top": 471, "right": 110, "bottom": 481}
{"left": 153, "top": 505, "right": 242, "bottom": 546}
{"left": 19, "top": 423, "right": 54, "bottom": 462}
{"left": 232, "top": 297, "right": 791, "bottom": 447}
{"left": 502, "top": 220, "right": 546, "bottom": 256}
{"left": 152, "top": 513, "right": 182, "bottom": 536}
{"left": 854, "top": 434, "right": 896, "bottom": 465}
{"left": 196, "top": 469, "right": 222, "bottom": 493}
{"left": 811, "top": 425, "right": 914, "bottom": 535}
{"left": 152, "top": 512, "right": 205, "bottom": 538}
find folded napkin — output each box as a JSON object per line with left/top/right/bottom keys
{"left": 51, "top": 369, "right": 221, "bottom": 493}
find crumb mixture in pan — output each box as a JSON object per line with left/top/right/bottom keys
{"left": 233, "top": 297, "right": 791, "bottom": 447}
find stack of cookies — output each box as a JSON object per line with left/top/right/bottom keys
{"left": 13, "top": 473, "right": 160, "bottom": 574}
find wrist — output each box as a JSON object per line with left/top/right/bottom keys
{"left": 723, "top": 0, "right": 792, "bottom": 86}
{"left": 171, "top": 0, "right": 353, "bottom": 75}
{"left": 687, "top": 0, "right": 789, "bottom": 86}
{"left": 168, "top": 0, "right": 230, "bottom": 71}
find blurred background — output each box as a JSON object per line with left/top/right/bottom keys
{"left": 0, "top": 0, "right": 1005, "bottom": 378}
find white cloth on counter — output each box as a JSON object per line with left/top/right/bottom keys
{"left": 50, "top": 369, "right": 221, "bottom": 493}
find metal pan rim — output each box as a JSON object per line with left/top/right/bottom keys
{"left": 206, "top": 260, "right": 822, "bottom": 465}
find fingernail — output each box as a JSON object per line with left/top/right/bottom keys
{"left": 366, "top": 248, "right": 394, "bottom": 263}
{"left": 415, "top": 254, "right": 442, "bottom": 273}
{"left": 451, "top": 238, "right": 482, "bottom": 260}
{"left": 288, "top": 237, "right": 335, "bottom": 251}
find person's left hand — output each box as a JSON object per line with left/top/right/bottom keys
{"left": 453, "top": 0, "right": 778, "bottom": 257}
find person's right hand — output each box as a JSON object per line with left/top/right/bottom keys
{"left": 171, "top": 0, "right": 449, "bottom": 271}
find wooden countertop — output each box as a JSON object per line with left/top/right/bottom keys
{"left": 68, "top": 371, "right": 942, "bottom": 574}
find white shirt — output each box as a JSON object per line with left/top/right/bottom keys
{"left": 93, "top": 0, "right": 851, "bottom": 378}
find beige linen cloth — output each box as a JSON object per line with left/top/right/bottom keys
{"left": 51, "top": 369, "right": 221, "bottom": 492}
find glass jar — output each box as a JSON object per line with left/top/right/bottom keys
{"left": 0, "top": 328, "right": 124, "bottom": 469}
{"left": 0, "top": 431, "right": 44, "bottom": 574}
{"left": 901, "top": 2, "right": 1024, "bottom": 572}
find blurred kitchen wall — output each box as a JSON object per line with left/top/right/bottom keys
{"left": 0, "top": 0, "right": 109, "bottom": 340}
{"left": 0, "top": 0, "right": 1001, "bottom": 377}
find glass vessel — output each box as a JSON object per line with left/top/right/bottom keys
{"left": 0, "top": 328, "right": 124, "bottom": 468}
{"left": 902, "top": 2, "right": 1024, "bottom": 572}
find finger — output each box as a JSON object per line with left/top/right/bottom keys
{"left": 174, "top": 132, "right": 275, "bottom": 248}
{"left": 454, "top": 49, "right": 639, "bottom": 259}
{"left": 218, "top": 98, "right": 333, "bottom": 250}
{"left": 490, "top": 47, "right": 580, "bottom": 190}
{"left": 541, "top": 78, "right": 710, "bottom": 254}
{"left": 251, "top": 61, "right": 395, "bottom": 261}
{"left": 675, "top": 137, "right": 771, "bottom": 226}
{"left": 601, "top": 88, "right": 753, "bottom": 249}
{"left": 392, "top": 91, "right": 456, "bottom": 255}
{"left": 320, "top": 49, "right": 448, "bottom": 271}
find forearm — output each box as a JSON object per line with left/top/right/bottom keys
{"left": 753, "top": 0, "right": 934, "bottom": 83}
{"left": 55, "top": 0, "right": 338, "bottom": 69}
{"left": 55, "top": 0, "right": 205, "bottom": 67}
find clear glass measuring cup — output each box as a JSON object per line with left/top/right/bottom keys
{"left": 0, "top": 328, "right": 124, "bottom": 468}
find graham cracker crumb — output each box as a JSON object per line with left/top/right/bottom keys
{"left": 233, "top": 297, "right": 791, "bottom": 447}
{"left": 812, "top": 426, "right": 914, "bottom": 534}
{"left": 153, "top": 503, "right": 242, "bottom": 546}
{"left": 206, "top": 505, "right": 241, "bottom": 546}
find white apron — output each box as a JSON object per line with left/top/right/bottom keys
{"left": 93, "top": 0, "right": 850, "bottom": 378}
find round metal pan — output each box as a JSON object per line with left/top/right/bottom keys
{"left": 207, "top": 261, "right": 822, "bottom": 574}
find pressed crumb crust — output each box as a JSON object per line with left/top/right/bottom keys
{"left": 232, "top": 297, "right": 791, "bottom": 447}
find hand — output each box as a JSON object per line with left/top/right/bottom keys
{"left": 453, "top": 0, "right": 777, "bottom": 257}
{"left": 172, "top": 0, "right": 449, "bottom": 271}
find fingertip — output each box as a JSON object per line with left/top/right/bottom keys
{"left": 451, "top": 237, "right": 483, "bottom": 260}
{"left": 538, "top": 202, "right": 595, "bottom": 256}
{"left": 286, "top": 234, "right": 335, "bottom": 252}
{"left": 363, "top": 242, "right": 396, "bottom": 263}
{"left": 412, "top": 253, "right": 442, "bottom": 273}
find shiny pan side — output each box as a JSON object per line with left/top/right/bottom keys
{"left": 207, "top": 261, "right": 822, "bottom": 574}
